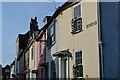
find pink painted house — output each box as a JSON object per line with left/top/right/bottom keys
{"left": 36, "top": 30, "right": 47, "bottom": 79}
{"left": 35, "top": 16, "right": 51, "bottom": 79}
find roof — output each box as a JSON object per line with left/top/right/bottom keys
{"left": 43, "top": 16, "right": 51, "bottom": 22}
{"left": 40, "top": 2, "right": 79, "bottom": 31}
{"left": 10, "top": 60, "right": 15, "bottom": 67}
{"left": 2, "top": 65, "right": 10, "bottom": 69}
{"left": 17, "top": 38, "right": 34, "bottom": 61}
{"left": 36, "top": 2, "right": 78, "bottom": 40}
{"left": 16, "top": 31, "right": 30, "bottom": 50}
{"left": 17, "top": 31, "right": 30, "bottom": 60}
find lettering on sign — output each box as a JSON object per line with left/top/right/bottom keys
{"left": 86, "top": 21, "right": 97, "bottom": 28}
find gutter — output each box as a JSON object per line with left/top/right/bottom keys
{"left": 97, "top": 1, "right": 104, "bottom": 79}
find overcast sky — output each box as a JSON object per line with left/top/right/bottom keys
{"left": 1, "top": 2, "right": 64, "bottom": 67}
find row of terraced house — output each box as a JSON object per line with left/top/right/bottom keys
{"left": 10, "top": 1, "right": 120, "bottom": 79}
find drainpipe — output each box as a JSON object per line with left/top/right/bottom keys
{"left": 97, "top": 1, "right": 104, "bottom": 80}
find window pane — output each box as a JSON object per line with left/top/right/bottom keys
{"left": 50, "top": 25, "right": 54, "bottom": 36}
{"left": 74, "top": 5, "right": 81, "bottom": 18}
{"left": 40, "top": 42, "right": 43, "bottom": 55}
{"left": 78, "top": 65, "right": 83, "bottom": 77}
{"left": 76, "top": 59, "right": 78, "bottom": 65}
{"left": 47, "top": 28, "right": 50, "bottom": 36}
{"left": 31, "top": 46, "right": 34, "bottom": 60}
{"left": 75, "top": 52, "right": 77, "bottom": 58}
{"left": 80, "top": 58, "right": 82, "bottom": 64}
{"left": 78, "top": 51, "right": 82, "bottom": 57}
{"left": 75, "top": 51, "right": 82, "bottom": 65}
{"left": 78, "top": 58, "right": 80, "bottom": 64}
{"left": 73, "top": 19, "right": 79, "bottom": 32}
{"left": 78, "top": 52, "right": 80, "bottom": 57}
{"left": 47, "top": 21, "right": 56, "bottom": 47}
{"left": 76, "top": 6, "right": 79, "bottom": 17}
{"left": 80, "top": 51, "right": 82, "bottom": 57}
{"left": 74, "top": 7, "right": 76, "bottom": 18}
{"left": 77, "top": 18, "right": 82, "bottom": 31}
{"left": 51, "top": 36, "right": 54, "bottom": 42}
{"left": 78, "top": 5, "right": 81, "bottom": 17}
{"left": 49, "top": 36, "right": 52, "bottom": 46}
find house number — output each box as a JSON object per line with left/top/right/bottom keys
{"left": 86, "top": 21, "right": 97, "bottom": 28}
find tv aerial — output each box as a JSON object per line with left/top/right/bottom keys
{"left": 48, "top": 0, "right": 57, "bottom": 11}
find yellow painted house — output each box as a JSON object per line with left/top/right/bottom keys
{"left": 46, "top": 1, "right": 101, "bottom": 79}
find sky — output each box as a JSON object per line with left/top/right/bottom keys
{"left": 1, "top": 2, "right": 64, "bottom": 67}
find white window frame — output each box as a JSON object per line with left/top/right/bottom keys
{"left": 75, "top": 51, "right": 82, "bottom": 65}
{"left": 73, "top": 3, "right": 82, "bottom": 19}
{"left": 72, "top": 3, "right": 82, "bottom": 34}
{"left": 73, "top": 49, "right": 83, "bottom": 78}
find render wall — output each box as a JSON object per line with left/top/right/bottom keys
{"left": 29, "top": 42, "right": 37, "bottom": 78}
{"left": 47, "top": 1, "right": 100, "bottom": 78}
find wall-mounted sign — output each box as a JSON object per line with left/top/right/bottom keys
{"left": 86, "top": 21, "right": 97, "bottom": 28}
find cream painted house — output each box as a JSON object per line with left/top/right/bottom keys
{"left": 29, "top": 41, "right": 37, "bottom": 79}
{"left": 46, "top": 1, "right": 100, "bottom": 79}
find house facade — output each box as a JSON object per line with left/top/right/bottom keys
{"left": 45, "top": 1, "right": 100, "bottom": 79}
{"left": 16, "top": 31, "right": 29, "bottom": 79}
{"left": 15, "top": 17, "right": 39, "bottom": 79}
{"left": 45, "top": 1, "right": 120, "bottom": 79}
{"left": 29, "top": 41, "right": 37, "bottom": 79}
{"left": 36, "top": 30, "right": 47, "bottom": 79}
{"left": 28, "top": 17, "right": 39, "bottom": 79}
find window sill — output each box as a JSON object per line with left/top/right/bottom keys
{"left": 71, "top": 30, "right": 83, "bottom": 34}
